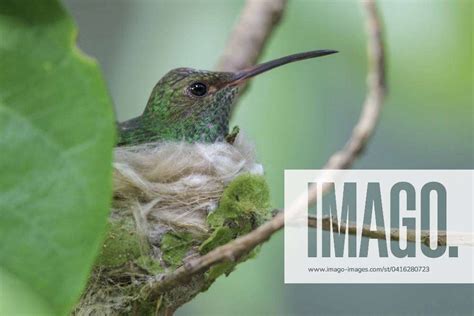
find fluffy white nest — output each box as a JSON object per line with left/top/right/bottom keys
{"left": 112, "top": 133, "right": 263, "bottom": 239}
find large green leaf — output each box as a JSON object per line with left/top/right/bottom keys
{"left": 0, "top": 1, "right": 115, "bottom": 314}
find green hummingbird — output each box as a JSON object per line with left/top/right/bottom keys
{"left": 117, "top": 50, "right": 337, "bottom": 146}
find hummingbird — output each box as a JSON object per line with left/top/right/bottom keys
{"left": 117, "top": 50, "right": 337, "bottom": 146}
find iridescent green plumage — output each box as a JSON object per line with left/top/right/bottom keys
{"left": 117, "top": 50, "right": 338, "bottom": 146}
{"left": 118, "top": 69, "right": 238, "bottom": 145}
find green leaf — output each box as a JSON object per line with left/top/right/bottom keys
{"left": 0, "top": 268, "right": 53, "bottom": 316}
{"left": 0, "top": 1, "right": 115, "bottom": 314}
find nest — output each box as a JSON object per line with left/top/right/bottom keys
{"left": 113, "top": 133, "right": 263, "bottom": 237}
{"left": 75, "top": 133, "right": 271, "bottom": 315}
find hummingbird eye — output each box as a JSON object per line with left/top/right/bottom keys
{"left": 188, "top": 82, "right": 208, "bottom": 97}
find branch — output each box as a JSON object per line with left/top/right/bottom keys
{"left": 216, "top": 0, "right": 288, "bottom": 72}
{"left": 153, "top": 0, "right": 387, "bottom": 293}
{"left": 215, "top": 0, "right": 287, "bottom": 101}
{"left": 308, "top": 215, "right": 474, "bottom": 247}
{"left": 322, "top": 0, "right": 385, "bottom": 172}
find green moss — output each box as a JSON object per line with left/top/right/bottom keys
{"left": 204, "top": 173, "right": 271, "bottom": 246}
{"left": 83, "top": 174, "right": 272, "bottom": 314}
{"left": 159, "top": 175, "right": 271, "bottom": 269}
{"left": 95, "top": 220, "right": 145, "bottom": 268}
{"left": 161, "top": 231, "right": 195, "bottom": 267}
{"left": 208, "top": 173, "right": 270, "bottom": 228}
{"left": 95, "top": 174, "right": 270, "bottom": 274}
{"left": 198, "top": 174, "right": 271, "bottom": 281}
{"left": 136, "top": 256, "right": 165, "bottom": 275}
{"left": 199, "top": 226, "right": 233, "bottom": 254}
{"left": 206, "top": 262, "right": 236, "bottom": 281}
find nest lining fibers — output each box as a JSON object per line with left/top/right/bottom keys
{"left": 112, "top": 132, "right": 263, "bottom": 242}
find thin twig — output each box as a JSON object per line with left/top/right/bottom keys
{"left": 322, "top": 0, "right": 385, "bottom": 172}
{"left": 216, "top": 0, "right": 288, "bottom": 72}
{"left": 153, "top": 0, "right": 387, "bottom": 292}
{"left": 308, "top": 215, "right": 474, "bottom": 247}
{"left": 216, "top": 0, "right": 287, "bottom": 102}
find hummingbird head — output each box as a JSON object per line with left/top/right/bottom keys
{"left": 142, "top": 49, "right": 338, "bottom": 143}
{"left": 142, "top": 68, "right": 239, "bottom": 142}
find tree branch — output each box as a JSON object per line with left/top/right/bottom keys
{"left": 153, "top": 0, "right": 387, "bottom": 293}
{"left": 216, "top": 0, "right": 288, "bottom": 72}
{"left": 307, "top": 215, "right": 474, "bottom": 247}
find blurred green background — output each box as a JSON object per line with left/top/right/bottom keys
{"left": 63, "top": 0, "right": 472, "bottom": 315}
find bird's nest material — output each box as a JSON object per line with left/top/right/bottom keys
{"left": 75, "top": 133, "right": 271, "bottom": 315}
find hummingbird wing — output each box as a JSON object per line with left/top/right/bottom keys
{"left": 117, "top": 116, "right": 156, "bottom": 146}
{"left": 118, "top": 116, "right": 142, "bottom": 132}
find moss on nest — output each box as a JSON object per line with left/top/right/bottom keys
{"left": 208, "top": 173, "right": 271, "bottom": 228}
{"left": 95, "top": 219, "right": 145, "bottom": 268}
{"left": 157, "top": 173, "right": 271, "bottom": 269}
{"left": 76, "top": 173, "right": 271, "bottom": 315}
{"left": 161, "top": 231, "right": 195, "bottom": 267}
{"left": 200, "top": 174, "right": 271, "bottom": 255}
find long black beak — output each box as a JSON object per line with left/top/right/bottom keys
{"left": 229, "top": 49, "right": 338, "bottom": 85}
